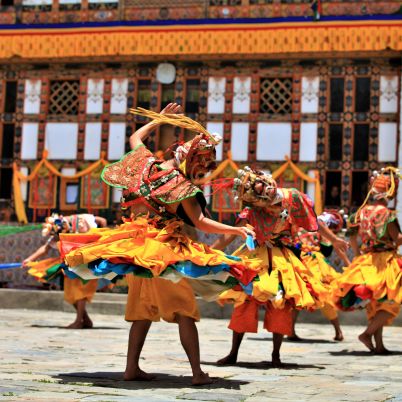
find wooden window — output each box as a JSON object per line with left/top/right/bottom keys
{"left": 4, "top": 81, "right": 17, "bottom": 113}
{"left": 260, "top": 78, "right": 292, "bottom": 115}
{"left": 1, "top": 124, "right": 14, "bottom": 159}
{"left": 161, "top": 83, "right": 175, "bottom": 108}
{"left": 325, "top": 171, "right": 341, "bottom": 208}
{"left": 353, "top": 124, "right": 369, "bottom": 161}
{"left": 351, "top": 171, "right": 369, "bottom": 209}
{"left": 0, "top": 168, "right": 12, "bottom": 199}
{"left": 328, "top": 124, "right": 343, "bottom": 160}
{"left": 137, "top": 80, "right": 151, "bottom": 109}
{"left": 355, "top": 77, "right": 370, "bottom": 113}
{"left": 330, "top": 77, "right": 344, "bottom": 113}
{"left": 185, "top": 79, "right": 200, "bottom": 114}
{"left": 49, "top": 80, "right": 80, "bottom": 115}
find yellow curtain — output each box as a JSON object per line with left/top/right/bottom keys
{"left": 13, "top": 151, "right": 109, "bottom": 224}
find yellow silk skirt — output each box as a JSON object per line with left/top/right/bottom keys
{"left": 218, "top": 245, "right": 329, "bottom": 310}
{"left": 61, "top": 217, "right": 261, "bottom": 279}
{"left": 334, "top": 251, "right": 402, "bottom": 304}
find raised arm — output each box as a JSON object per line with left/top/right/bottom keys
{"left": 181, "top": 196, "right": 255, "bottom": 240}
{"left": 22, "top": 243, "right": 51, "bottom": 267}
{"left": 129, "top": 103, "right": 182, "bottom": 150}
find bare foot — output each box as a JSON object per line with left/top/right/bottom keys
{"left": 287, "top": 334, "right": 303, "bottom": 342}
{"left": 334, "top": 332, "right": 344, "bottom": 342}
{"left": 192, "top": 371, "right": 212, "bottom": 386}
{"left": 358, "top": 333, "right": 374, "bottom": 352}
{"left": 271, "top": 353, "right": 283, "bottom": 368}
{"left": 66, "top": 321, "right": 84, "bottom": 329}
{"left": 216, "top": 354, "right": 238, "bottom": 366}
{"left": 124, "top": 368, "right": 156, "bottom": 381}
{"left": 374, "top": 347, "right": 392, "bottom": 355}
{"left": 83, "top": 316, "right": 93, "bottom": 329}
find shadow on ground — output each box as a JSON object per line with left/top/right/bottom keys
{"left": 54, "top": 371, "right": 248, "bottom": 390}
{"left": 246, "top": 337, "right": 338, "bottom": 344}
{"left": 284, "top": 338, "right": 338, "bottom": 344}
{"left": 329, "top": 349, "right": 402, "bottom": 357}
{"left": 30, "top": 325, "right": 122, "bottom": 330}
{"left": 202, "top": 360, "right": 325, "bottom": 370}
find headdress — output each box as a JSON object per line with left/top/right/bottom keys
{"left": 41, "top": 213, "right": 66, "bottom": 238}
{"left": 370, "top": 167, "right": 400, "bottom": 201}
{"left": 232, "top": 166, "right": 277, "bottom": 205}
{"left": 353, "top": 166, "right": 401, "bottom": 224}
{"left": 318, "top": 209, "right": 346, "bottom": 233}
{"left": 129, "top": 108, "right": 222, "bottom": 179}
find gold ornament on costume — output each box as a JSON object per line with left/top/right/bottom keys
{"left": 232, "top": 166, "right": 278, "bottom": 205}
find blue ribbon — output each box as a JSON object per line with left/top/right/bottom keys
{"left": 0, "top": 263, "right": 21, "bottom": 270}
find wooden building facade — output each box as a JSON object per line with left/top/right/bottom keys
{"left": 0, "top": 0, "right": 401, "bottom": 221}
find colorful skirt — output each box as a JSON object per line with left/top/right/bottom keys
{"left": 27, "top": 257, "right": 63, "bottom": 283}
{"left": 334, "top": 251, "right": 402, "bottom": 310}
{"left": 218, "top": 245, "right": 330, "bottom": 310}
{"left": 60, "top": 216, "right": 261, "bottom": 301}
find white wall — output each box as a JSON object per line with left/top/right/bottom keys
{"left": 256, "top": 122, "right": 292, "bottom": 161}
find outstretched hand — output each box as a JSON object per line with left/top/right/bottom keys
{"left": 332, "top": 237, "right": 349, "bottom": 254}
{"left": 237, "top": 225, "right": 256, "bottom": 240}
{"left": 332, "top": 237, "right": 351, "bottom": 265}
{"left": 161, "top": 102, "right": 182, "bottom": 115}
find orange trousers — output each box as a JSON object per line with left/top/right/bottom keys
{"left": 63, "top": 277, "right": 98, "bottom": 305}
{"left": 366, "top": 300, "right": 400, "bottom": 326}
{"left": 229, "top": 298, "right": 293, "bottom": 336}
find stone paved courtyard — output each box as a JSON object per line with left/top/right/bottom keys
{"left": 1, "top": 308, "right": 402, "bottom": 401}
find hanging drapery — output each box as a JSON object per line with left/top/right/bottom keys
{"left": 0, "top": 17, "right": 400, "bottom": 61}
{"left": 13, "top": 150, "right": 109, "bottom": 224}
{"left": 271, "top": 156, "right": 322, "bottom": 215}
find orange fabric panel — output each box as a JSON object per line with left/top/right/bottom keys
{"left": 229, "top": 298, "right": 293, "bottom": 335}
{"left": 320, "top": 303, "right": 338, "bottom": 321}
{"left": 229, "top": 298, "right": 259, "bottom": 333}
{"left": 263, "top": 302, "right": 293, "bottom": 336}
{"left": 366, "top": 300, "right": 400, "bottom": 327}
{"left": 63, "top": 277, "right": 98, "bottom": 305}
{"left": 125, "top": 275, "right": 200, "bottom": 323}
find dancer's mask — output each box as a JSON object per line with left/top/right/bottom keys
{"left": 232, "top": 167, "right": 278, "bottom": 205}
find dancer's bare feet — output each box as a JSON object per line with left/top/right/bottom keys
{"left": 66, "top": 320, "right": 84, "bottom": 329}
{"left": 358, "top": 333, "right": 374, "bottom": 352}
{"left": 123, "top": 368, "right": 156, "bottom": 381}
{"left": 334, "top": 332, "right": 344, "bottom": 342}
{"left": 192, "top": 371, "right": 212, "bottom": 386}
{"left": 271, "top": 352, "right": 283, "bottom": 368}
{"left": 83, "top": 316, "right": 93, "bottom": 329}
{"left": 217, "top": 354, "right": 238, "bottom": 366}
{"left": 374, "top": 347, "right": 392, "bottom": 355}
